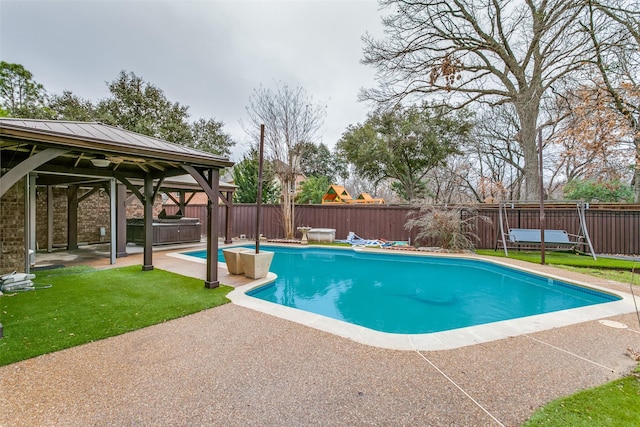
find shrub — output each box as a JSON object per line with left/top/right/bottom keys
{"left": 405, "top": 202, "right": 491, "bottom": 251}
{"left": 563, "top": 178, "right": 633, "bottom": 202}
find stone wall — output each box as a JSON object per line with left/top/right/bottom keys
{"left": 34, "top": 187, "right": 111, "bottom": 248}
{"left": 0, "top": 180, "right": 25, "bottom": 274}
{"left": 35, "top": 187, "right": 66, "bottom": 248}
{"left": 126, "top": 196, "right": 164, "bottom": 218}
{"left": 78, "top": 190, "right": 111, "bottom": 244}
{"left": 1, "top": 182, "right": 170, "bottom": 274}
{"left": 31, "top": 186, "right": 163, "bottom": 248}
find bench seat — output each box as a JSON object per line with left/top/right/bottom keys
{"left": 508, "top": 228, "right": 577, "bottom": 245}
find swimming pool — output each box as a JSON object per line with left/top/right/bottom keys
{"left": 184, "top": 245, "right": 621, "bottom": 335}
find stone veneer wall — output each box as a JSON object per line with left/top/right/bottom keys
{"left": 34, "top": 187, "right": 112, "bottom": 249}
{"left": 35, "top": 187, "right": 66, "bottom": 248}
{"left": 126, "top": 196, "right": 164, "bottom": 219}
{"left": 32, "top": 187, "right": 164, "bottom": 249}
{"left": 78, "top": 190, "right": 111, "bottom": 244}
{"left": 1, "top": 183, "right": 166, "bottom": 274}
{"left": 0, "top": 180, "right": 25, "bottom": 274}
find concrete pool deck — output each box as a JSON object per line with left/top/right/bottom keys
{"left": 1, "top": 243, "right": 640, "bottom": 426}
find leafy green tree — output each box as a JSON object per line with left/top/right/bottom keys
{"left": 189, "top": 118, "right": 234, "bottom": 157}
{"left": 0, "top": 61, "right": 51, "bottom": 118}
{"left": 232, "top": 147, "right": 279, "bottom": 203}
{"left": 296, "top": 175, "right": 330, "bottom": 204}
{"left": 299, "top": 142, "right": 346, "bottom": 183}
{"left": 96, "top": 70, "right": 192, "bottom": 144}
{"left": 563, "top": 178, "right": 633, "bottom": 202}
{"left": 0, "top": 65, "right": 236, "bottom": 157}
{"left": 48, "top": 90, "right": 96, "bottom": 121}
{"left": 96, "top": 71, "right": 235, "bottom": 155}
{"left": 337, "top": 104, "right": 471, "bottom": 201}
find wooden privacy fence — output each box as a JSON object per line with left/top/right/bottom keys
{"left": 163, "top": 203, "right": 640, "bottom": 255}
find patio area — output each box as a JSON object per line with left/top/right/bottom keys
{"left": 1, "top": 244, "right": 639, "bottom": 426}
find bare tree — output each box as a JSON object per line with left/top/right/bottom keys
{"left": 338, "top": 165, "right": 402, "bottom": 203}
{"left": 582, "top": 0, "right": 640, "bottom": 200}
{"left": 548, "top": 84, "right": 634, "bottom": 185}
{"left": 362, "top": 0, "right": 594, "bottom": 200}
{"left": 469, "top": 105, "right": 525, "bottom": 201}
{"left": 245, "top": 82, "right": 326, "bottom": 238}
{"left": 426, "top": 157, "right": 479, "bottom": 204}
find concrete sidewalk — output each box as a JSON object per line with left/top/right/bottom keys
{"left": 2, "top": 246, "right": 639, "bottom": 426}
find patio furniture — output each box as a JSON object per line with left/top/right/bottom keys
{"left": 338, "top": 231, "right": 383, "bottom": 247}
{"left": 497, "top": 201, "right": 597, "bottom": 260}
{"left": 507, "top": 228, "right": 578, "bottom": 246}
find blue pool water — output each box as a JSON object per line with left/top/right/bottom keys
{"left": 185, "top": 246, "right": 620, "bottom": 334}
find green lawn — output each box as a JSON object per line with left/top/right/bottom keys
{"left": 476, "top": 249, "right": 639, "bottom": 285}
{"left": 522, "top": 372, "right": 640, "bottom": 426}
{"left": 0, "top": 265, "right": 231, "bottom": 366}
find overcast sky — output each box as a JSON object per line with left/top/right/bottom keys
{"left": 0, "top": 0, "right": 385, "bottom": 160}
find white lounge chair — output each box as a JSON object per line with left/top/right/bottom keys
{"left": 338, "top": 231, "right": 384, "bottom": 247}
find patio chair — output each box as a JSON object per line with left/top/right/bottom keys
{"left": 338, "top": 231, "right": 384, "bottom": 247}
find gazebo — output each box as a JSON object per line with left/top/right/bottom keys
{"left": 0, "top": 118, "right": 234, "bottom": 288}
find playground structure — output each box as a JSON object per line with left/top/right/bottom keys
{"left": 321, "top": 185, "right": 385, "bottom": 205}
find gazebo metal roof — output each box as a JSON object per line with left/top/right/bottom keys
{"left": 0, "top": 118, "right": 233, "bottom": 180}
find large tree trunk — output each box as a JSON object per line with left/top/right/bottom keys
{"left": 280, "top": 179, "right": 294, "bottom": 239}
{"left": 515, "top": 96, "right": 541, "bottom": 201}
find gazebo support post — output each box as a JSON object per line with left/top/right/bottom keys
{"left": 142, "top": 174, "right": 154, "bottom": 271}
{"left": 205, "top": 168, "right": 220, "bottom": 288}
{"left": 179, "top": 191, "right": 186, "bottom": 214}
{"left": 115, "top": 183, "right": 128, "bottom": 258}
{"left": 47, "top": 185, "right": 54, "bottom": 253}
{"left": 182, "top": 165, "right": 223, "bottom": 288}
{"left": 224, "top": 190, "right": 233, "bottom": 244}
{"left": 109, "top": 178, "right": 116, "bottom": 265}
{"left": 67, "top": 184, "right": 79, "bottom": 250}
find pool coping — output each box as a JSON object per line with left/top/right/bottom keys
{"left": 171, "top": 244, "right": 639, "bottom": 351}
